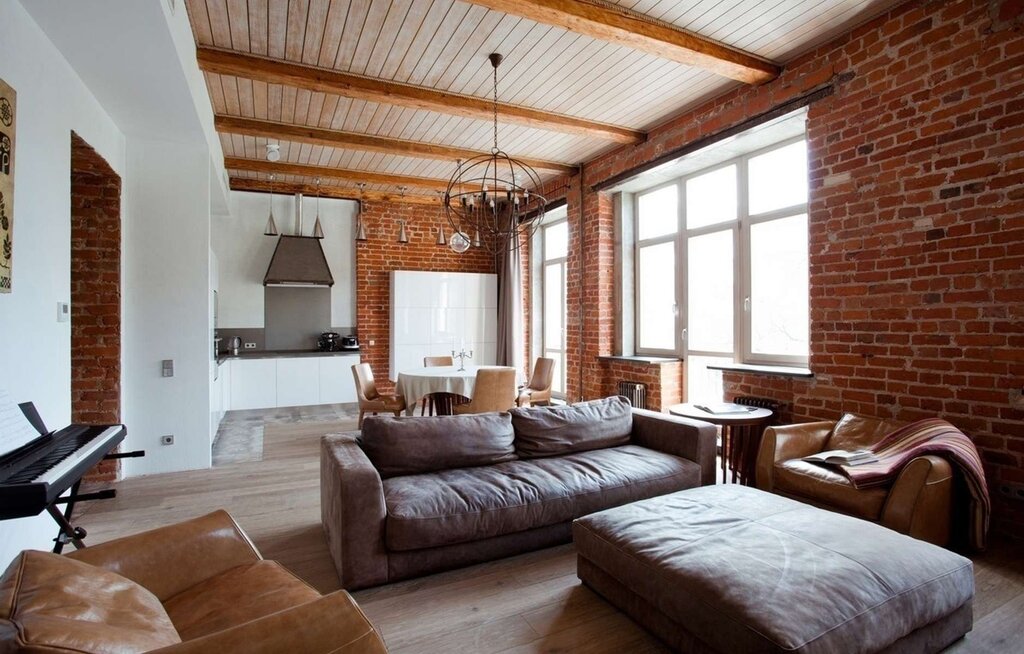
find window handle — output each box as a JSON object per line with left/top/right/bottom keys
{"left": 681, "top": 328, "right": 687, "bottom": 342}
{"left": 744, "top": 297, "right": 751, "bottom": 312}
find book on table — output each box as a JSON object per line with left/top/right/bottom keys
{"left": 693, "top": 403, "right": 757, "bottom": 415}
{"left": 803, "top": 449, "right": 879, "bottom": 466}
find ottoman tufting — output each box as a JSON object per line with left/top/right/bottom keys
{"left": 573, "top": 485, "right": 974, "bottom": 654}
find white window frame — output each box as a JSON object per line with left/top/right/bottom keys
{"left": 537, "top": 210, "right": 568, "bottom": 399}
{"left": 633, "top": 135, "right": 809, "bottom": 369}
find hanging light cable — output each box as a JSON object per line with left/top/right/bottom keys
{"left": 312, "top": 178, "right": 325, "bottom": 239}
{"left": 396, "top": 186, "right": 409, "bottom": 244}
{"left": 435, "top": 190, "right": 447, "bottom": 245}
{"left": 354, "top": 183, "right": 367, "bottom": 242}
{"left": 264, "top": 174, "right": 279, "bottom": 236}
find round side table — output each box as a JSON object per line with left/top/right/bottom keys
{"left": 668, "top": 403, "right": 774, "bottom": 486}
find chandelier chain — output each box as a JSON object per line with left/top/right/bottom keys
{"left": 492, "top": 64, "right": 499, "bottom": 153}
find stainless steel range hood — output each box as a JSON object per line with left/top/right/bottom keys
{"left": 263, "top": 194, "right": 335, "bottom": 287}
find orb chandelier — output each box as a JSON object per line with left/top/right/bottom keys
{"left": 444, "top": 53, "right": 546, "bottom": 254}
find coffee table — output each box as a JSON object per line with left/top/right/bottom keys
{"left": 668, "top": 403, "right": 772, "bottom": 486}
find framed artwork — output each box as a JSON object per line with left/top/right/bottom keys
{"left": 0, "top": 77, "right": 14, "bottom": 293}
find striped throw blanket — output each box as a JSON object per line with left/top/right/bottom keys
{"left": 841, "top": 418, "right": 990, "bottom": 550}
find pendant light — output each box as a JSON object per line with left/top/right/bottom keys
{"left": 435, "top": 190, "right": 446, "bottom": 245}
{"left": 354, "top": 183, "right": 368, "bottom": 242}
{"left": 312, "top": 178, "right": 325, "bottom": 239}
{"left": 396, "top": 187, "right": 409, "bottom": 244}
{"left": 263, "top": 174, "right": 279, "bottom": 236}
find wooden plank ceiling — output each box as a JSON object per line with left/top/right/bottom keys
{"left": 185, "top": 0, "right": 903, "bottom": 201}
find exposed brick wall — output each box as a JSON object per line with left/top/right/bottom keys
{"left": 70, "top": 133, "right": 121, "bottom": 482}
{"left": 556, "top": 0, "right": 1024, "bottom": 537}
{"left": 599, "top": 359, "right": 683, "bottom": 412}
{"left": 355, "top": 200, "right": 496, "bottom": 393}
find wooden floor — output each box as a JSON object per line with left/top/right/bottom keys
{"left": 77, "top": 420, "right": 1022, "bottom": 653}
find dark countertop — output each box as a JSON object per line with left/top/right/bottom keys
{"left": 217, "top": 349, "right": 361, "bottom": 364}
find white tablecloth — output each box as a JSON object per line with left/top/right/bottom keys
{"left": 397, "top": 365, "right": 502, "bottom": 415}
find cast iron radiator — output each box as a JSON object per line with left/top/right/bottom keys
{"left": 617, "top": 381, "right": 647, "bottom": 410}
{"left": 730, "top": 395, "right": 783, "bottom": 485}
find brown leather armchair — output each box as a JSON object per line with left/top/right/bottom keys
{"left": 0, "top": 510, "right": 387, "bottom": 653}
{"left": 453, "top": 367, "right": 517, "bottom": 414}
{"left": 353, "top": 363, "right": 405, "bottom": 427}
{"left": 756, "top": 413, "right": 953, "bottom": 546}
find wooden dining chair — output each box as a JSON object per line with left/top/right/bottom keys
{"left": 421, "top": 356, "right": 454, "bottom": 416}
{"left": 453, "top": 368, "right": 517, "bottom": 415}
{"left": 517, "top": 357, "right": 555, "bottom": 407}
{"left": 352, "top": 363, "right": 405, "bottom": 428}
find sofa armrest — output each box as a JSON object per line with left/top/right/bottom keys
{"left": 631, "top": 410, "right": 717, "bottom": 486}
{"left": 67, "top": 510, "right": 260, "bottom": 602}
{"left": 881, "top": 455, "right": 953, "bottom": 546}
{"left": 321, "top": 433, "right": 389, "bottom": 590}
{"left": 755, "top": 421, "right": 834, "bottom": 492}
{"left": 151, "top": 591, "right": 387, "bottom": 654}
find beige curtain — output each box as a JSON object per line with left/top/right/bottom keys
{"left": 496, "top": 235, "right": 523, "bottom": 376}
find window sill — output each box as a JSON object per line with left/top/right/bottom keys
{"left": 707, "top": 362, "right": 814, "bottom": 378}
{"left": 598, "top": 355, "right": 681, "bottom": 365}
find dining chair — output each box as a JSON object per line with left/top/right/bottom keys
{"left": 453, "top": 367, "right": 517, "bottom": 415}
{"left": 352, "top": 363, "right": 405, "bottom": 428}
{"left": 516, "top": 357, "right": 555, "bottom": 407}
{"left": 421, "top": 356, "right": 454, "bottom": 416}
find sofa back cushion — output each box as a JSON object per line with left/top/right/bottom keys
{"left": 826, "top": 413, "right": 903, "bottom": 452}
{"left": 0, "top": 550, "right": 181, "bottom": 653}
{"left": 511, "top": 396, "right": 633, "bottom": 459}
{"left": 360, "top": 413, "right": 517, "bottom": 478}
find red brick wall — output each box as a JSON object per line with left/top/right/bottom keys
{"left": 70, "top": 133, "right": 121, "bottom": 482}
{"left": 355, "top": 200, "right": 496, "bottom": 393}
{"left": 559, "top": 0, "right": 1024, "bottom": 537}
{"left": 599, "top": 359, "right": 683, "bottom": 412}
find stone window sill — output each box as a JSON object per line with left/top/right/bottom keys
{"left": 707, "top": 362, "right": 814, "bottom": 378}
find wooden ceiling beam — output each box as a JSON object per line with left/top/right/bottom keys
{"left": 465, "top": 0, "right": 780, "bottom": 84}
{"left": 215, "top": 115, "right": 578, "bottom": 175}
{"left": 198, "top": 48, "right": 644, "bottom": 144}
{"left": 225, "top": 157, "right": 451, "bottom": 193}
{"left": 229, "top": 177, "right": 439, "bottom": 205}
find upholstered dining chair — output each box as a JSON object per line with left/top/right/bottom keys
{"left": 517, "top": 357, "right": 555, "bottom": 407}
{"left": 352, "top": 363, "right": 405, "bottom": 428}
{"left": 421, "top": 355, "right": 455, "bottom": 416}
{"left": 453, "top": 367, "right": 517, "bottom": 415}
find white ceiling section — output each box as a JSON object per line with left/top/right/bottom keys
{"left": 185, "top": 0, "right": 905, "bottom": 197}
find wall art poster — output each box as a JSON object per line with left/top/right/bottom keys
{"left": 0, "top": 78, "right": 14, "bottom": 293}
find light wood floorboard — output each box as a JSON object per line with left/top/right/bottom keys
{"left": 76, "top": 420, "right": 1022, "bottom": 653}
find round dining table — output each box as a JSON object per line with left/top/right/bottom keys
{"left": 397, "top": 365, "right": 499, "bottom": 416}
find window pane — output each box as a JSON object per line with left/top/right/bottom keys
{"left": 686, "top": 355, "right": 730, "bottom": 406}
{"left": 543, "top": 263, "right": 564, "bottom": 349}
{"left": 545, "top": 349, "right": 565, "bottom": 396}
{"left": 749, "top": 141, "right": 808, "bottom": 215}
{"left": 750, "top": 214, "right": 809, "bottom": 357}
{"left": 686, "top": 165, "right": 736, "bottom": 229}
{"left": 637, "top": 185, "right": 678, "bottom": 240}
{"left": 544, "top": 222, "right": 568, "bottom": 260}
{"left": 687, "top": 230, "right": 734, "bottom": 353}
{"left": 638, "top": 242, "right": 676, "bottom": 351}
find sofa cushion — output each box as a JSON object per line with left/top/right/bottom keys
{"left": 774, "top": 459, "right": 889, "bottom": 521}
{"left": 163, "top": 560, "right": 320, "bottom": 640}
{"left": 383, "top": 444, "right": 699, "bottom": 551}
{"left": 0, "top": 550, "right": 180, "bottom": 653}
{"left": 826, "top": 412, "right": 902, "bottom": 452}
{"left": 511, "top": 395, "right": 632, "bottom": 459}
{"left": 360, "top": 413, "right": 517, "bottom": 478}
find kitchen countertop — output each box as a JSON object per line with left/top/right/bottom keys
{"left": 218, "top": 349, "right": 361, "bottom": 364}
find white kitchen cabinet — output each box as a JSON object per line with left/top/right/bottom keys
{"left": 220, "top": 359, "right": 232, "bottom": 416}
{"left": 277, "top": 358, "right": 321, "bottom": 407}
{"left": 319, "top": 355, "right": 359, "bottom": 404}
{"left": 229, "top": 359, "right": 277, "bottom": 410}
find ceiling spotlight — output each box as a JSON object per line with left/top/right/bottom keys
{"left": 265, "top": 143, "right": 281, "bottom": 162}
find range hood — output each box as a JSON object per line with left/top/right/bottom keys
{"left": 263, "top": 194, "right": 335, "bottom": 287}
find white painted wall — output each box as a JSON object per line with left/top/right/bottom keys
{"left": 212, "top": 191, "right": 357, "bottom": 329}
{"left": 122, "top": 139, "right": 212, "bottom": 477}
{"left": 0, "top": 1, "right": 127, "bottom": 565}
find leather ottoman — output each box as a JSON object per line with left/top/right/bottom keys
{"left": 573, "top": 485, "right": 974, "bottom": 654}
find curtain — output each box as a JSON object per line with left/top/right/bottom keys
{"left": 496, "top": 234, "right": 523, "bottom": 378}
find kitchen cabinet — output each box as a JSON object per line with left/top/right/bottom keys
{"left": 277, "top": 358, "right": 321, "bottom": 407}
{"left": 229, "top": 359, "right": 278, "bottom": 410}
{"left": 319, "top": 355, "right": 359, "bottom": 404}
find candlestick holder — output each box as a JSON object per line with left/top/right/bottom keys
{"left": 451, "top": 348, "right": 473, "bottom": 372}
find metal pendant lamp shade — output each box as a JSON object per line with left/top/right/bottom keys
{"left": 354, "top": 184, "right": 368, "bottom": 242}
{"left": 355, "top": 218, "right": 367, "bottom": 242}
{"left": 435, "top": 226, "right": 446, "bottom": 245}
{"left": 264, "top": 179, "right": 279, "bottom": 236}
{"left": 444, "top": 53, "right": 546, "bottom": 254}
{"left": 312, "top": 216, "right": 325, "bottom": 239}
{"left": 397, "top": 220, "right": 409, "bottom": 244}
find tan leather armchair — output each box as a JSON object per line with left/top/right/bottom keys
{"left": 517, "top": 357, "right": 555, "bottom": 407}
{"left": 453, "top": 367, "right": 517, "bottom": 414}
{"left": 756, "top": 414, "right": 953, "bottom": 546}
{"left": 0, "top": 510, "right": 387, "bottom": 653}
{"left": 353, "top": 363, "right": 405, "bottom": 428}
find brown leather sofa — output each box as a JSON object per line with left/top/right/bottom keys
{"left": 321, "top": 396, "right": 716, "bottom": 590}
{"left": 756, "top": 413, "right": 953, "bottom": 545}
{"left": 0, "top": 510, "right": 387, "bottom": 653}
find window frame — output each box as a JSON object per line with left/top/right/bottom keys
{"left": 539, "top": 214, "right": 568, "bottom": 399}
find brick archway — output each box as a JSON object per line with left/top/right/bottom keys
{"left": 70, "top": 132, "right": 121, "bottom": 481}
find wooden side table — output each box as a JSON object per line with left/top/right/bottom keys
{"left": 668, "top": 403, "right": 774, "bottom": 486}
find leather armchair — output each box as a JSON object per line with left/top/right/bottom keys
{"left": 756, "top": 414, "right": 953, "bottom": 546}
{"left": 1, "top": 510, "right": 387, "bottom": 653}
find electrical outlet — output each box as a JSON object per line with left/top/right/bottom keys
{"left": 161, "top": 434, "right": 174, "bottom": 446}
{"left": 997, "top": 482, "right": 1024, "bottom": 501}
{"left": 244, "top": 342, "right": 257, "bottom": 349}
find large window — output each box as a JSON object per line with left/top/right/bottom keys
{"left": 540, "top": 216, "right": 568, "bottom": 397}
{"left": 634, "top": 138, "right": 809, "bottom": 403}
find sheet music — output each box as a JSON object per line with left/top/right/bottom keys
{"left": 0, "top": 389, "right": 40, "bottom": 457}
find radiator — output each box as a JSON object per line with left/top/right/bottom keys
{"left": 617, "top": 381, "right": 647, "bottom": 410}
{"left": 732, "top": 396, "right": 781, "bottom": 413}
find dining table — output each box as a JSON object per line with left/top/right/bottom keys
{"left": 396, "top": 364, "right": 499, "bottom": 416}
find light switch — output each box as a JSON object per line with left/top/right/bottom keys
{"left": 57, "top": 302, "right": 70, "bottom": 323}
{"left": 161, "top": 360, "right": 174, "bottom": 378}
